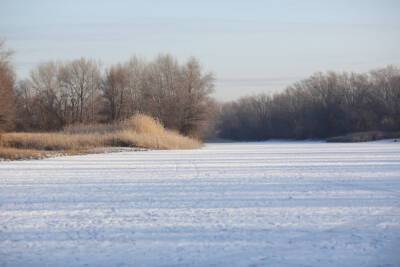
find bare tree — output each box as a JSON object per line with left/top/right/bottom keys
{"left": 59, "top": 58, "right": 101, "bottom": 123}
{"left": 141, "top": 54, "right": 182, "bottom": 129}
{"left": 101, "top": 55, "right": 215, "bottom": 136}
{"left": 102, "top": 64, "right": 130, "bottom": 121}
{"left": 24, "top": 58, "right": 101, "bottom": 129}
{"left": 30, "top": 61, "right": 66, "bottom": 130}
{"left": 125, "top": 57, "right": 146, "bottom": 116}
{"left": 101, "top": 57, "right": 145, "bottom": 122}
{"left": 0, "top": 40, "right": 15, "bottom": 132}
{"left": 179, "top": 57, "right": 214, "bottom": 136}
{"left": 15, "top": 79, "right": 36, "bottom": 131}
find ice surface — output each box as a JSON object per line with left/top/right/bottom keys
{"left": 0, "top": 142, "right": 399, "bottom": 267}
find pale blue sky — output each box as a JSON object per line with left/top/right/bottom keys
{"left": 1, "top": 0, "right": 399, "bottom": 100}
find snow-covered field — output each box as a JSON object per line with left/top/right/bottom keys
{"left": 0, "top": 142, "right": 399, "bottom": 267}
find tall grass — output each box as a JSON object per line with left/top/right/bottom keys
{"left": 0, "top": 147, "right": 47, "bottom": 160}
{"left": 1, "top": 133, "right": 105, "bottom": 150}
{"left": 0, "top": 114, "right": 201, "bottom": 160}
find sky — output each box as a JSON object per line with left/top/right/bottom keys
{"left": 1, "top": 0, "right": 400, "bottom": 101}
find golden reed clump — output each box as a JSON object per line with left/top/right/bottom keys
{"left": 0, "top": 114, "right": 201, "bottom": 160}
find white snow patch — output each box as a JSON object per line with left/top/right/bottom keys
{"left": 0, "top": 142, "right": 399, "bottom": 267}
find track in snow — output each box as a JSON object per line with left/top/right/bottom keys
{"left": 0, "top": 142, "right": 400, "bottom": 267}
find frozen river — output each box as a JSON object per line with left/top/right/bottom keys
{"left": 1, "top": 142, "right": 399, "bottom": 267}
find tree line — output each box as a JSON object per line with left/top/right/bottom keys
{"left": 1, "top": 40, "right": 400, "bottom": 140}
{"left": 6, "top": 49, "right": 215, "bottom": 137}
{"left": 217, "top": 67, "right": 400, "bottom": 140}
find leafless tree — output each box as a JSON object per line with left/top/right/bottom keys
{"left": 15, "top": 79, "right": 36, "bottom": 131}
{"left": 58, "top": 58, "right": 101, "bottom": 123}
{"left": 102, "top": 64, "right": 130, "bottom": 121}
{"left": 141, "top": 54, "right": 183, "bottom": 129}
{"left": 0, "top": 40, "right": 16, "bottom": 132}
{"left": 178, "top": 57, "right": 215, "bottom": 136}
{"left": 101, "top": 57, "right": 145, "bottom": 121}
{"left": 29, "top": 61, "right": 66, "bottom": 130}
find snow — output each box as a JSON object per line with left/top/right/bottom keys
{"left": 0, "top": 142, "right": 399, "bottom": 267}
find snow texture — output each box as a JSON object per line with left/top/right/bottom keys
{"left": 0, "top": 142, "right": 400, "bottom": 267}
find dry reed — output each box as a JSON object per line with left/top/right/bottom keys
{"left": 0, "top": 114, "right": 201, "bottom": 160}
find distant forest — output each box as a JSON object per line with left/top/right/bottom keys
{"left": 218, "top": 67, "right": 400, "bottom": 140}
{"left": 1, "top": 40, "right": 399, "bottom": 140}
